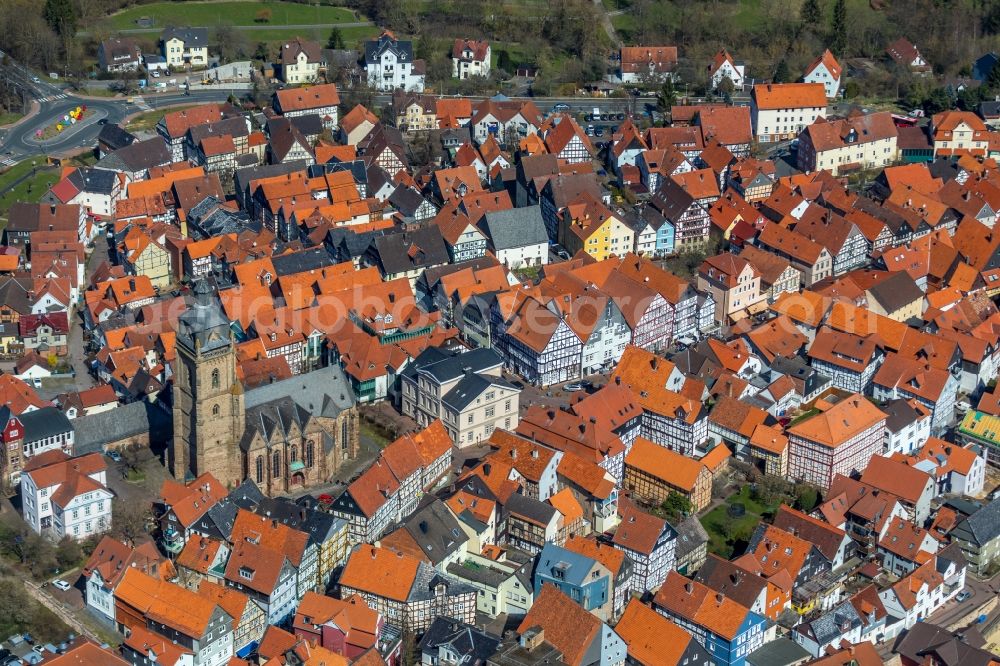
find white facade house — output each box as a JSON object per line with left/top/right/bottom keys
{"left": 708, "top": 50, "right": 745, "bottom": 90}
{"left": 878, "top": 551, "right": 966, "bottom": 640}
{"left": 797, "top": 112, "right": 899, "bottom": 175}
{"left": 21, "top": 452, "right": 113, "bottom": 540}
{"left": 803, "top": 50, "right": 843, "bottom": 98}
{"left": 751, "top": 82, "right": 827, "bottom": 143}
{"left": 161, "top": 27, "right": 209, "bottom": 69}
{"left": 452, "top": 39, "right": 491, "bottom": 79}
{"left": 480, "top": 207, "right": 550, "bottom": 269}
{"left": 365, "top": 32, "right": 425, "bottom": 92}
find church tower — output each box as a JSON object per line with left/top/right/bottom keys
{"left": 171, "top": 280, "right": 245, "bottom": 486}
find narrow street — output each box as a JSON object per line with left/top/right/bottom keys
{"left": 23, "top": 580, "right": 103, "bottom": 644}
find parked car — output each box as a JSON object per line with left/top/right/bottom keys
{"left": 552, "top": 102, "right": 570, "bottom": 112}
{"left": 956, "top": 400, "right": 972, "bottom": 414}
{"left": 564, "top": 383, "right": 584, "bottom": 392}
{"left": 107, "top": 450, "right": 122, "bottom": 463}
{"left": 956, "top": 590, "right": 971, "bottom": 602}
{"left": 51, "top": 580, "right": 71, "bottom": 592}
{"left": 586, "top": 124, "right": 595, "bottom": 136}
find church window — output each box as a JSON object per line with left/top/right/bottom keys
{"left": 341, "top": 419, "right": 349, "bottom": 452}
{"left": 212, "top": 405, "right": 220, "bottom": 417}
{"left": 306, "top": 441, "right": 314, "bottom": 467}
{"left": 256, "top": 456, "right": 263, "bottom": 483}
{"left": 291, "top": 445, "right": 298, "bottom": 462}
{"left": 211, "top": 369, "right": 220, "bottom": 389}
{"left": 272, "top": 451, "right": 281, "bottom": 478}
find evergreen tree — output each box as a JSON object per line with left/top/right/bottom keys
{"left": 774, "top": 59, "right": 791, "bottom": 83}
{"left": 656, "top": 78, "right": 677, "bottom": 116}
{"left": 801, "top": 0, "right": 822, "bottom": 27}
{"left": 987, "top": 61, "right": 1000, "bottom": 92}
{"left": 326, "top": 27, "right": 345, "bottom": 50}
{"left": 43, "top": 0, "right": 76, "bottom": 38}
{"left": 830, "top": 0, "right": 847, "bottom": 54}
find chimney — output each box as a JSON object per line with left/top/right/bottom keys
{"left": 684, "top": 581, "right": 693, "bottom": 594}
{"left": 716, "top": 593, "right": 725, "bottom": 603}
{"left": 615, "top": 376, "right": 621, "bottom": 385}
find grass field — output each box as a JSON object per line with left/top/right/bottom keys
{"left": 0, "top": 112, "right": 23, "bottom": 126}
{"left": 700, "top": 485, "right": 777, "bottom": 558}
{"left": 108, "top": 0, "right": 358, "bottom": 31}
{"left": 126, "top": 104, "right": 202, "bottom": 132}
{"left": 249, "top": 25, "right": 378, "bottom": 47}
{"left": 0, "top": 161, "right": 59, "bottom": 216}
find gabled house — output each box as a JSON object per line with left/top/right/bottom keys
{"left": 364, "top": 31, "right": 426, "bottom": 92}
{"left": 452, "top": 39, "right": 491, "bottom": 79}
{"left": 620, "top": 46, "right": 678, "bottom": 83}
{"left": 803, "top": 50, "right": 843, "bottom": 98}
{"left": 277, "top": 37, "right": 325, "bottom": 84}
{"left": 708, "top": 50, "right": 745, "bottom": 91}
{"left": 160, "top": 27, "right": 209, "bottom": 69}
{"left": 517, "top": 584, "right": 627, "bottom": 666}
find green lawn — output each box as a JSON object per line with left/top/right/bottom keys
{"left": 0, "top": 161, "right": 59, "bottom": 216}
{"left": 126, "top": 104, "right": 202, "bottom": 132}
{"left": 700, "top": 485, "right": 779, "bottom": 559}
{"left": 250, "top": 25, "right": 378, "bottom": 47}
{"left": 108, "top": 1, "right": 358, "bottom": 30}
{"left": 0, "top": 112, "right": 23, "bottom": 126}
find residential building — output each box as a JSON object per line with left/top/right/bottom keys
{"left": 697, "top": 253, "right": 764, "bottom": 325}
{"left": 99, "top": 37, "right": 141, "bottom": 73}
{"left": 792, "top": 586, "right": 887, "bottom": 656}
{"left": 751, "top": 83, "right": 827, "bottom": 143}
{"left": 559, "top": 193, "right": 635, "bottom": 261}
{"left": 797, "top": 113, "right": 899, "bottom": 175}
{"left": 653, "top": 571, "right": 771, "bottom": 666}
{"left": 623, "top": 437, "right": 712, "bottom": 511}
{"left": 534, "top": 542, "right": 614, "bottom": 622}
{"left": 420, "top": 617, "right": 500, "bottom": 666}
{"left": 479, "top": 206, "right": 549, "bottom": 269}
{"left": 196, "top": 580, "right": 268, "bottom": 660}
{"left": 272, "top": 83, "right": 341, "bottom": 130}
{"left": 365, "top": 31, "right": 425, "bottom": 91}
{"left": 616, "top": 598, "right": 715, "bottom": 666}
{"left": 277, "top": 38, "right": 324, "bottom": 84}
{"left": 516, "top": 584, "right": 627, "bottom": 666}
{"left": 930, "top": 110, "right": 989, "bottom": 157}
{"left": 882, "top": 399, "right": 932, "bottom": 456}
{"left": 161, "top": 27, "right": 209, "bottom": 69}
{"left": 787, "top": 394, "right": 887, "bottom": 488}
{"left": 949, "top": 496, "right": 1000, "bottom": 574}
{"left": 20, "top": 451, "right": 112, "bottom": 540}
{"left": 876, "top": 516, "right": 938, "bottom": 576}
{"left": 83, "top": 536, "right": 172, "bottom": 625}
{"left": 899, "top": 438, "right": 986, "bottom": 497}
{"left": 708, "top": 50, "right": 745, "bottom": 90}
{"left": 611, "top": 500, "right": 676, "bottom": 593}
{"left": 620, "top": 46, "right": 678, "bottom": 83}
{"left": 292, "top": 591, "right": 392, "bottom": 661}
{"left": 803, "top": 50, "right": 843, "bottom": 98}
{"left": 114, "top": 568, "right": 234, "bottom": 666}
{"left": 400, "top": 347, "right": 521, "bottom": 448}
{"left": 452, "top": 39, "right": 491, "bottom": 79}
{"left": 877, "top": 547, "right": 967, "bottom": 640}
{"left": 886, "top": 37, "right": 931, "bottom": 72}
{"left": 338, "top": 545, "right": 477, "bottom": 633}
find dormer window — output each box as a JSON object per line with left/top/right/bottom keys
{"left": 239, "top": 566, "right": 254, "bottom": 580}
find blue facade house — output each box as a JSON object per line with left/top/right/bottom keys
{"left": 533, "top": 543, "right": 614, "bottom": 622}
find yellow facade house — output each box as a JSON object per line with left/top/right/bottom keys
{"left": 559, "top": 192, "right": 635, "bottom": 261}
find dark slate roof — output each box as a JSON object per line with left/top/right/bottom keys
{"left": 188, "top": 198, "right": 260, "bottom": 239}
{"left": 0, "top": 277, "right": 33, "bottom": 315}
{"left": 442, "top": 373, "right": 519, "bottom": 412}
{"left": 234, "top": 160, "right": 310, "bottom": 197}
{"left": 397, "top": 499, "right": 470, "bottom": 567}
{"left": 326, "top": 226, "right": 384, "bottom": 262}
{"left": 97, "top": 124, "right": 136, "bottom": 151}
{"left": 952, "top": 497, "right": 1000, "bottom": 547}
{"left": 364, "top": 33, "right": 414, "bottom": 65}
{"left": 388, "top": 185, "right": 428, "bottom": 218}
{"left": 21, "top": 407, "right": 72, "bottom": 444}
{"left": 231, "top": 488, "right": 345, "bottom": 547}
{"left": 407, "top": 559, "right": 477, "bottom": 603}
{"left": 479, "top": 206, "right": 548, "bottom": 250}
{"left": 288, "top": 113, "right": 324, "bottom": 137}
{"left": 270, "top": 247, "right": 336, "bottom": 277}
{"left": 308, "top": 159, "right": 368, "bottom": 188}
{"left": 161, "top": 27, "right": 208, "bottom": 46}
{"left": 418, "top": 617, "right": 500, "bottom": 664}
{"left": 97, "top": 137, "right": 171, "bottom": 173}
{"left": 978, "top": 100, "right": 1000, "bottom": 117}
{"left": 505, "top": 493, "right": 556, "bottom": 525}
{"left": 73, "top": 401, "right": 172, "bottom": 454}
{"left": 371, "top": 226, "right": 450, "bottom": 275}
{"left": 892, "top": 622, "right": 995, "bottom": 666}
{"left": 176, "top": 281, "right": 232, "bottom": 353}
{"left": 245, "top": 363, "right": 355, "bottom": 416}
{"left": 797, "top": 598, "right": 862, "bottom": 645}
{"left": 404, "top": 347, "right": 504, "bottom": 384}
{"left": 68, "top": 168, "right": 117, "bottom": 195}
{"left": 867, "top": 271, "right": 925, "bottom": 315}
{"left": 882, "top": 398, "right": 925, "bottom": 434}
{"left": 695, "top": 555, "right": 769, "bottom": 610}
{"left": 675, "top": 514, "right": 709, "bottom": 560}
{"left": 745, "top": 637, "right": 811, "bottom": 666}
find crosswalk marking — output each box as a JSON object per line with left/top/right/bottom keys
{"left": 0, "top": 157, "right": 18, "bottom": 167}
{"left": 132, "top": 96, "right": 152, "bottom": 111}
{"left": 38, "top": 94, "right": 68, "bottom": 102}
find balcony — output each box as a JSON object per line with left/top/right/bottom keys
{"left": 163, "top": 527, "right": 184, "bottom": 554}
